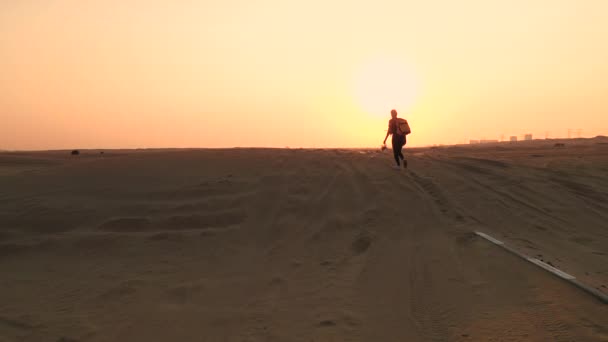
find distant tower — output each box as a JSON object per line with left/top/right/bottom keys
{"left": 524, "top": 134, "right": 533, "bottom": 141}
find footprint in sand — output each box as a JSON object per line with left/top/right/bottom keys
{"left": 0, "top": 242, "right": 30, "bottom": 258}
{"left": 98, "top": 280, "right": 145, "bottom": 300}
{"left": 56, "top": 337, "right": 79, "bottom": 342}
{"left": 164, "top": 281, "right": 207, "bottom": 304}
{"left": 351, "top": 232, "right": 373, "bottom": 255}
{"left": 147, "top": 232, "right": 184, "bottom": 241}
{"left": 317, "top": 320, "right": 336, "bottom": 327}
{"left": 160, "top": 210, "right": 246, "bottom": 231}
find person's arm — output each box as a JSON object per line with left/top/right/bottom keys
{"left": 383, "top": 131, "right": 390, "bottom": 145}
{"left": 383, "top": 120, "right": 392, "bottom": 144}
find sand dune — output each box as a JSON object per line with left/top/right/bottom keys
{"left": 1, "top": 141, "right": 607, "bottom": 341}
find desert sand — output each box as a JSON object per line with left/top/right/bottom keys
{"left": 1, "top": 138, "right": 607, "bottom": 341}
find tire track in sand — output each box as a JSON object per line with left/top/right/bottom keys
{"left": 406, "top": 168, "right": 467, "bottom": 225}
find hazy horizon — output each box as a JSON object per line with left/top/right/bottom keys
{"left": 2, "top": 1, "right": 608, "bottom": 150}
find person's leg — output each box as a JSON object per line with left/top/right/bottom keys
{"left": 391, "top": 138, "right": 400, "bottom": 166}
{"left": 401, "top": 137, "right": 407, "bottom": 168}
{"left": 395, "top": 143, "right": 403, "bottom": 161}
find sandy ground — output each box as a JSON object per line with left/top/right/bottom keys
{"left": 1, "top": 138, "right": 607, "bottom": 341}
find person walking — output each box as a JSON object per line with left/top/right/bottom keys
{"left": 382, "top": 109, "right": 410, "bottom": 169}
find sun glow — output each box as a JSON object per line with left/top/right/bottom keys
{"left": 353, "top": 56, "right": 419, "bottom": 117}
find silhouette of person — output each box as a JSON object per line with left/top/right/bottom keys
{"left": 383, "top": 109, "right": 408, "bottom": 169}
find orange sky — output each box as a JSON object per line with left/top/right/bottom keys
{"left": 2, "top": 0, "right": 608, "bottom": 149}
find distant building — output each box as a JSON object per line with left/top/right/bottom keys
{"left": 510, "top": 136, "right": 518, "bottom": 142}
{"left": 524, "top": 134, "right": 533, "bottom": 141}
{"left": 469, "top": 140, "right": 479, "bottom": 144}
{"left": 480, "top": 139, "right": 499, "bottom": 144}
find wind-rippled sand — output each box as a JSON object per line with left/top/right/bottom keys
{"left": 1, "top": 139, "right": 607, "bottom": 341}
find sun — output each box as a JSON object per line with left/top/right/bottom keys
{"left": 353, "top": 56, "right": 419, "bottom": 117}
